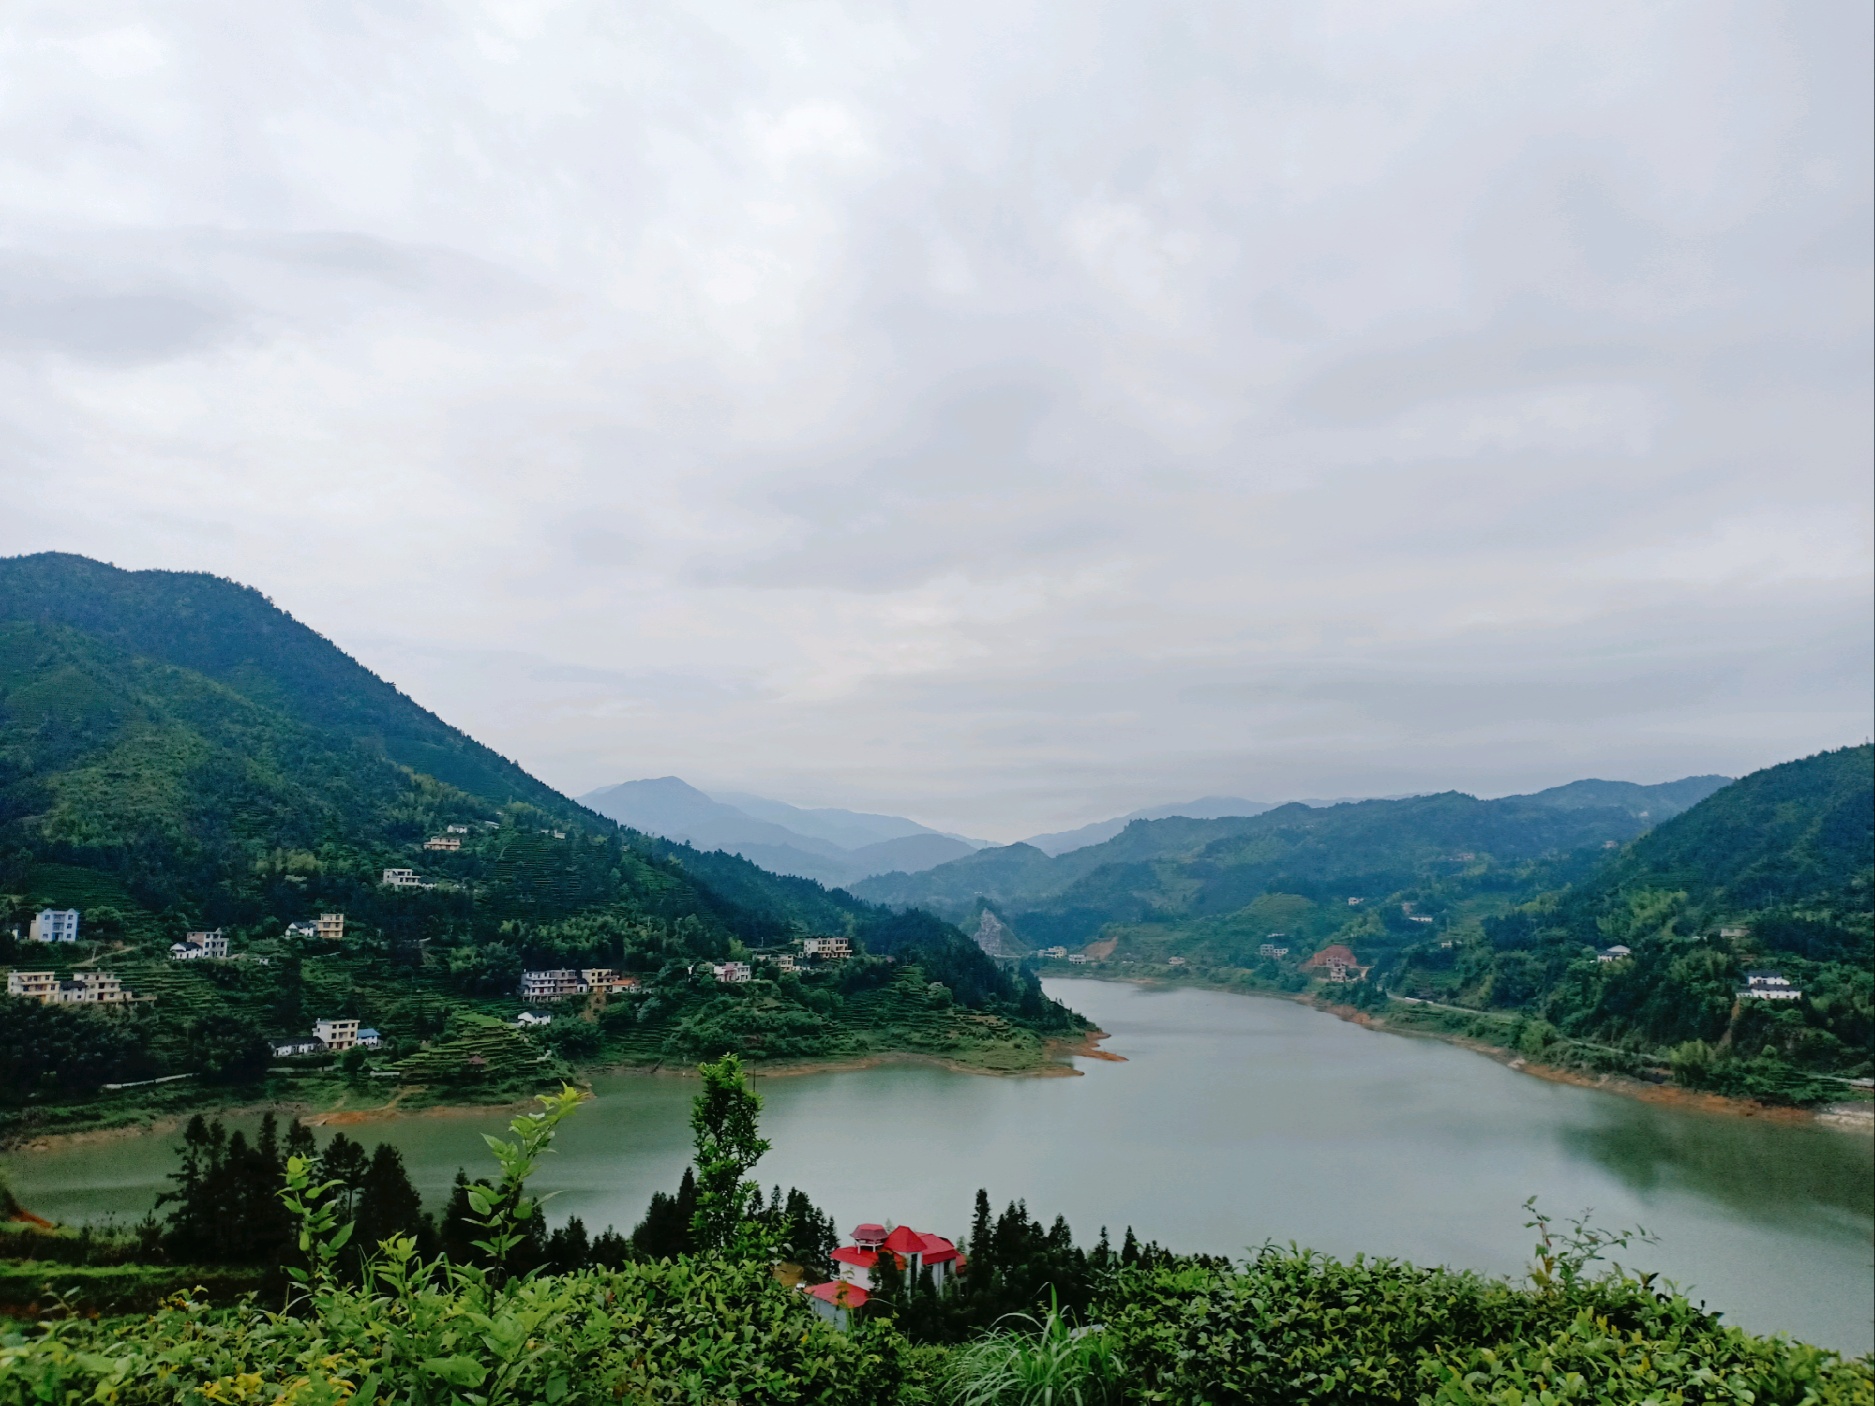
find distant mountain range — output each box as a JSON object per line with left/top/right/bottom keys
{"left": 851, "top": 774, "right": 1734, "bottom": 945}
{"left": 578, "top": 777, "right": 991, "bottom": 888}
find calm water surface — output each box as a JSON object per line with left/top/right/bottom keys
{"left": 6, "top": 980, "right": 1871, "bottom": 1352}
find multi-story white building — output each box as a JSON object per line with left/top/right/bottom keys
{"left": 170, "top": 929, "right": 229, "bottom": 960}
{"left": 1596, "top": 945, "right": 1632, "bottom": 963}
{"left": 519, "top": 969, "right": 587, "bottom": 1001}
{"left": 7, "top": 971, "right": 62, "bottom": 1001}
{"left": 9, "top": 971, "right": 130, "bottom": 1005}
{"left": 423, "top": 836, "right": 462, "bottom": 851}
{"left": 381, "top": 869, "right": 425, "bottom": 890}
{"left": 801, "top": 936, "right": 851, "bottom": 960}
{"left": 29, "top": 909, "right": 80, "bottom": 943}
{"left": 710, "top": 961, "right": 753, "bottom": 984}
{"left": 1738, "top": 971, "right": 1801, "bottom": 1001}
{"left": 313, "top": 1018, "right": 361, "bottom": 1050}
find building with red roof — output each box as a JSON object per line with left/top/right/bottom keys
{"left": 802, "top": 1279, "right": 870, "bottom": 1329}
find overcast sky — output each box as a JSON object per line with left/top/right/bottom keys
{"left": 3, "top": 2, "right": 1870, "bottom": 840}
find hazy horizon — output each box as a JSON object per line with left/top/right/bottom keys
{"left": 3, "top": 2, "right": 1870, "bottom": 839}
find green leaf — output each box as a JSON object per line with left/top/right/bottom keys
{"left": 423, "top": 1355, "right": 489, "bottom": 1389}
{"left": 544, "top": 1373, "right": 568, "bottom": 1402}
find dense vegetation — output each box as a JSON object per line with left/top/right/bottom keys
{"left": 1, "top": 1067, "right": 1866, "bottom": 1405}
{"left": 0, "top": 554, "right": 1081, "bottom": 1134}
{"left": 853, "top": 781, "right": 1726, "bottom": 945}
{"left": 1389, "top": 745, "right": 1873, "bottom": 1102}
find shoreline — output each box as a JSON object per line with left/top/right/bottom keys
{"left": 2, "top": 1029, "right": 1118, "bottom": 1154}
{"left": 1044, "top": 972, "right": 1872, "bottom": 1132}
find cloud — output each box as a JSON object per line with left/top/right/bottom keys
{"left": 0, "top": 0, "right": 1868, "bottom": 838}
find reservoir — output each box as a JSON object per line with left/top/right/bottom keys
{"left": 6, "top": 979, "right": 1871, "bottom": 1353}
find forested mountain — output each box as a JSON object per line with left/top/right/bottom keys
{"left": 0, "top": 554, "right": 1079, "bottom": 1119}
{"left": 853, "top": 788, "right": 1689, "bottom": 947}
{"left": 1405, "top": 745, "right": 1873, "bottom": 1093}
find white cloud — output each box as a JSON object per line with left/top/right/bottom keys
{"left": 1, "top": 0, "right": 1869, "bottom": 838}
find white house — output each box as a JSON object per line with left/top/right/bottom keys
{"left": 7, "top": 971, "right": 61, "bottom": 1002}
{"left": 516, "top": 1011, "right": 553, "bottom": 1027}
{"left": 381, "top": 869, "right": 425, "bottom": 890}
{"left": 9, "top": 971, "right": 129, "bottom": 1005}
{"left": 446, "top": 825, "right": 470, "bottom": 834}
{"left": 29, "top": 909, "right": 80, "bottom": 943}
{"left": 1719, "top": 925, "right": 1751, "bottom": 940}
{"left": 709, "top": 961, "right": 753, "bottom": 984}
{"left": 355, "top": 1028, "right": 382, "bottom": 1049}
{"left": 272, "top": 1036, "right": 325, "bottom": 1058}
{"left": 313, "top": 1018, "right": 361, "bottom": 1050}
{"left": 423, "top": 836, "right": 462, "bottom": 852}
{"left": 285, "top": 920, "right": 318, "bottom": 939}
{"left": 801, "top": 936, "right": 851, "bottom": 960}
{"left": 1067, "top": 953, "right": 1091, "bottom": 965}
{"left": 1596, "top": 945, "right": 1632, "bottom": 963}
{"left": 1738, "top": 971, "right": 1801, "bottom": 1001}
{"left": 519, "top": 969, "right": 587, "bottom": 1001}
{"left": 1257, "top": 942, "right": 1289, "bottom": 958}
{"left": 1037, "top": 946, "right": 1068, "bottom": 959}
{"left": 170, "top": 929, "right": 229, "bottom": 961}
{"left": 1167, "top": 956, "right": 1188, "bottom": 967}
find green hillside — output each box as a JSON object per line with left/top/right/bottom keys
{"left": 0, "top": 555, "right": 1082, "bottom": 1130}
{"left": 1396, "top": 746, "right": 1874, "bottom": 1098}
{"left": 855, "top": 790, "right": 1678, "bottom": 949}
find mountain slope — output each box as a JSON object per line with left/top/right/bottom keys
{"left": 1517, "top": 775, "right": 1731, "bottom": 820}
{"left": 580, "top": 777, "right": 977, "bottom": 885}
{"left": 0, "top": 554, "right": 1080, "bottom": 1116}
{"left": 1393, "top": 746, "right": 1873, "bottom": 1093}
{"left": 854, "top": 792, "right": 1674, "bottom": 945}
{"left": 1022, "top": 796, "right": 1276, "bottom": 857}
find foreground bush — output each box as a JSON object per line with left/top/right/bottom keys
{"left": 0, "top": 1255, "right": 921, "bottom": 1406}
{"left": 1099, "top": 1251, "right": 1871, "bottom": 1405}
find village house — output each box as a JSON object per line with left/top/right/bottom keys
{"left": 1719, "top": 925, "right": 1751, "bottom": 940}
{"left": 446, "top": 825, "right": 470, "bottom": 834}
{"left": 7, "top": 971, "right": 62, "bottom": 1002}
{"left": 381, "top": 868, "right": 426, "bottom": 890}
{"left": 272, "top": 1035, "right": 325, "bottom": 1058}
{"left": 1167, "top": 956, "right": 1188, "bottom": 967}
{"left": 170, "top": 929, "right": 229, "bottom": 961}
{"left": 1037, "top": 946, "right": 1068, "bottom": 959}
{"left": 1067, "top": 953, "right": 1091, "bottom": 965}
{"left": 829, "top": 1222, "right": 963, "bottom": 1293}
{"left": 29, "top": 909, "right": 80, "bottom": 943}
{"left": 699, "top": 961, "right": 752, "bottom": 984}
{"left": 580, "top": 968, "right": 638, "bottom": 995}
{"left": 1738, "top": 970, "right": 1801, "bottom": 1001}
{"left": 519, "top": 969, "right": 587, "bottom": 1002}
{"left": 516, "top": 1011, "right": 552, "bottom": 1027}
{"left": 802, "top": 1279, "right": 870, "bottom": 1329}
{"left": 285, "top": 920, "right": 318, "bottom": 939}
{"left": 313, "top": 1018, "right": 362, "bottom": 1050}
{"left": 1257, "top": 941, "right": 1289, "bottom": 958}
{"left": 423, "top": 835, "right": 462, "bottom": 851}
{"left": 9, "top": 971, "right": 130, "bottom": 1005}
{"left": 1596, "top": 945, "right": 1632, "bottom": 963}
{"left": 756, "top": 952, "right": 798, "bottom": 972}
{"left": 800, "top": 936, "right": 851, "bottom": 960}
{"left": 315, "top": 913, "right": 345, "bottom": 941}
{"left": 1302, "top": 944, "right": 1370, "bottom": 983}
